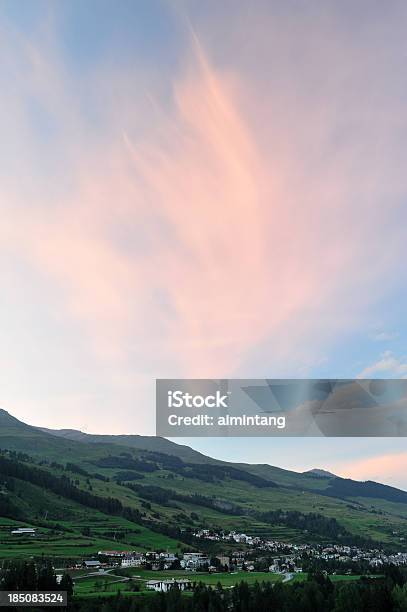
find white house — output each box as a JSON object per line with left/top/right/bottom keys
{"left": 11, "top": 528, "right": 36, "bottom": 536}
{"left": 160, "top": 553, "right": 178, "bottom": 563}
{"left": 146, "top": 579, "right": 191, "bottom": 593}
{"left": 121, "top": 554, "right": 143, "bottom": 568}
{"left": 181, "top": 552, "right": 209, "bottom": 570}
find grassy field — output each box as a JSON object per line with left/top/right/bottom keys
{"left": 131, "top": 569, "right": 282, "bottom": 586}
{"left": 0, "top": 514, "right": 182, "bottom": 560}
{"left": 70, "top": 569, "right": 381, "bottom": 599}
{"left": 73, "top": 570, "right": 282, "bottom": 593}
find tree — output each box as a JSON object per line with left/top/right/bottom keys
{"left": 392, "top": 584, "right": 407, "bottom": 612}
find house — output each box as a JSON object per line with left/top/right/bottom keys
{"left": 181, "top": 552, "right": 209, "bottom": 570}
{"left": 121, "top": 554, "right": 143, "bottom": 568}
{"left": 160, "top": 553, "right": 178, "bottom": 563}
{"left": 269, "top": 562, "right": 280, "bottom": 573}
{"left": 216, "top": 555, "right": 230, "bottom": 568}
{"left": 11, "top": 528, "right": 36, "bottom": 536}
{"left": 83, "top": 560, "right": 102, "bottom": 569}
{"left": 146, "top": 579, "right": 191, "bottom": 593}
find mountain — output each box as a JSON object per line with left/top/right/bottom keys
{"left": 38, "top": 425, "right": 211, "bottom": 464}
{"left": 305, "top": 469, "right": 337, "bottom": 479}
{"left": 0, "top": 409, "right": 406, "bottom": 561}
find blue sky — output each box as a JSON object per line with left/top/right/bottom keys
{"left": 0, "top": 1, "right": 406, "bottom": 487}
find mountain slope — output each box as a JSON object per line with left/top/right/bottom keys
{"left": 0, "top": 409, "right": 406, "bottom": 557}
{"left": 39, "top": 425, "right": 211, "bottom": 464}
{"left": 37, "top": 424, "right": 338, "bottom": 489}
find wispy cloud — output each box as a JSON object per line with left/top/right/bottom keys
{"left": 1, "top": 4, "right": 407, "bottom": 431}
{"left": 370, "top": 331, "right": 399, "bottom": 342}
{"left": 357, "top": 351, "right": 407, "bottom": 379}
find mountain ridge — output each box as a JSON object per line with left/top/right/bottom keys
{"left": 0, "top": 408, "right": 404, "bottom": 493}
{"left": 0, "top": 408, "right": 407, "bottom": 554}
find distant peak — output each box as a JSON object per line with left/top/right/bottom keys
{"left": 305, "top": 468, "right": 336, "bottom": 478}
{"left": 0, "top": 408, "right": 18, "bottom": 420}
{"left": 0, "top": 409, "right": 32, "bottom": 429}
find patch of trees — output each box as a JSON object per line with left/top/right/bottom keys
{"left": 2, "top": 450, "right": 31, "bottom": 463}
{"left": 0, "top": 559, "right": 72, "bottom": 596}
{"left": 181, "top": 463, "right": 277, "bottom": 488}
{"left": 140, "top": 450, "right": 277, "bottom": 488}
{"left": 0, "top": 453, "right": 142, "bottom": 525}
{"left": 261, "top": 509, "right": 348, "bottom": 538}
{"left": 113, "top": 470, "right": 145, "bottom": 482}
{"left": 326, "top": 477, "right": 407, "bottom": 504}
{"left": 142, "top": 452, "right": 185, "bottom": 470}
{"left": 125, "top": 484, "right": 176, "bottom": 507}
{"left": 0, "top": 496, "right": 21, "bottom": 520}
{"left": 93, "top": 472, "right": 109, "bottom": 482}
{"left": 65, "top": 462, "right": 89, "bottom": 476}
{"left": 125, "top": 483, "right": 243, "bottom": 515}
{"left": 94, "top": 455, "right": 158, "bottom": 472}
{"left": 258, "top": 509, "right": 374, "bottom": 547}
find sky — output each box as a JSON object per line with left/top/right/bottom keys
{"left": 0, "top": 1, "right": 406, "bottom": 488}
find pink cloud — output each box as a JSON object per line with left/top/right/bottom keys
{"left": 1, "top": 13, "right": 406, "bottom": 406}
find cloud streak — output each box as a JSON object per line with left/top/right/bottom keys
{"left": 357, "top": 352, "right": 407, "bottom": 379}
{"left": 1, "top": 3, "right": 407, "bottom": 431}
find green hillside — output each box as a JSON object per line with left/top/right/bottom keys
{"left": 0, "top": 409, "right": 406, "bottom": 562}
{"left": 39, "top": 426, "right": 210, "bottom": 464}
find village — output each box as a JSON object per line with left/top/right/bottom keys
{"left": 192, "top": 528, "right": 407, "bottom": 571}
{"left": 75, "top": 536, "right": 407, "bottom": 592}
{"left": 8, "top": 525, "right": 407, "bottom": 594}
